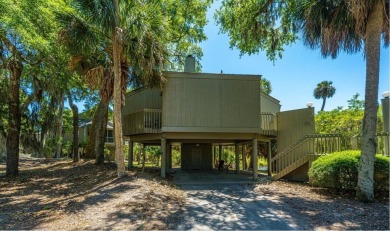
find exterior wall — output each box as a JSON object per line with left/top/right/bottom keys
{"left": 123, "top": 87, "right": 162, "bottom": 115}
{"left": 276, "top": 108, "right": 315, "bottom": 152}
{"left": 181, "top": 143, "right": 212, "bottom": 170}
{"left": 162, "top": 72, "right": 261, "bottom": 133}
{"left": 283, "top": 162, "right": 309, "bottom": 182}
{"left": 79, "top": 127, "right": 88, "bottom": 144}
{"left": 260, "top": 92, "right": 281, "bottom": 113}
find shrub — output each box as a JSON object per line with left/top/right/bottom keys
{"left": 309, "top": 150, "right": 389, "bottom": 191}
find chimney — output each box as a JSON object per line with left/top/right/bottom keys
{"left": 184, "top": 55, "right": 195, "bottom": 72}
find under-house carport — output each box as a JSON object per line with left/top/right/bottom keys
{"left": 127, "top": 132, "right": 274, "bottom": 180}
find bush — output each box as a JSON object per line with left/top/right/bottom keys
{"left": 309, "top": 150, "right": 389, "bottom": 191}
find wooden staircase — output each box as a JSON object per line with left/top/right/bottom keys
{"left": 271, "top": 134, "right": 341, "bottom": 180}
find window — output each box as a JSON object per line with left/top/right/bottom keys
{"left": 105, "top": 130, "right": 114, "bottom": 143}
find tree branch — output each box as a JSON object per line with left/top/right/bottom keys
{"left": 254, "top": 0, "right": 275, "bottom": 18}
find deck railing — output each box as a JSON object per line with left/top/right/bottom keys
{"left": 261, "top": 113, "right": 277, "bottom": 136}
{"left": 270, "top": 134, "right": 341, "bottom": 177}
{"left": 123, "top": 108, "right": 162, "bottom": 135}
{"left": 351, "top": 132, "right": 389, "bottom": 156}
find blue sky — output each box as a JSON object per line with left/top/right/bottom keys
{"left": 198, "top": 1, "right": 389, "bottom": 112}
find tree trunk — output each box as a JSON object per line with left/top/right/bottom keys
{"left": 68, "top": 95, "right": 79, "bottom": 162}
{"left": 6, "top": 60, "right": 22, "bottom": 176}
{"left": 321, "top": 97, "right": 326, "bottom": 111}
{"left": 84, "top": 98, "right": 109, "bottom": 162}
{"left": 55, "top": 94, "right": 65, "bottom": 158}
{"left": 356, "top": 0, "right": 382, "bottom": 202}
{"left": 112, "top": 0, "right": 126, "bottom": 177}
{"left": 95, "top": 105, "right": 108, "bottom": 164}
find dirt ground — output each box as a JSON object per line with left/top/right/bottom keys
{"left": 254, "top": 181, "right": 389, "bottom": 230}
{"left": 0, "top": 157, "right": 184, "bottom": 230}
{"left": 0, "top": 157, "right": 389, "bottom": 230}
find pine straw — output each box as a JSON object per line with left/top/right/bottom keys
{"left": 0, "top": 158, "right": 184, "bottom": 230}
{"left": 254, "top": 181, "right": 389, "bottom": 230}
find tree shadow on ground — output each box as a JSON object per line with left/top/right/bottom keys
{"left": 175, "top": 182, "right": 389, "bottom": 230}
{"left": 0, "top": 158, "right": 178, "bottom": 230}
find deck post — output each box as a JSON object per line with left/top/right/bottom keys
{"left": 242, "top": 145, "right": 245, "bottom": 170}
{"left": 161, "top": 138, "right": 166, "bottom": 178}
{"left": 252, "top": 138, "right": 258, "bottom": 180}
{"left": 235, "top": 143, "right": 239, "bottom": 174}
{"left": 128, "top": 140, "right": 133, "bottom": 169}
{"left": 267, "top": 141, "right": 272, "bottom": 176}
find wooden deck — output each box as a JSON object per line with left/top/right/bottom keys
{"left": 123, "top": 109, "right": 277, "bottom": 136}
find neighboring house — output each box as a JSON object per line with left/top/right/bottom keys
{"left": 64, "top": 119, "right": 115, "bottom": 157}
{"left": 122, "top": 57, "right": 341, "bottom": 180}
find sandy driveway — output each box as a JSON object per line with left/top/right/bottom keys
{"left": 175, "top": 184, "right": 310, "bottom": 230}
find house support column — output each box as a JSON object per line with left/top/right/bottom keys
{"left": 161, "top": 138, "right": 166, "bottom": 178}
{"left": 267, "top": 141, "right": 272, "bottom": 176}
{"left": 242, "top": 145, "right": 246, "bottom": 170}
{"left": 128, "top": 140, "right": 133, "bottom": 169}
{"left": 235, "top": 143, "right": 239, "bottom": 174}
{"left": 252, "top": 138, "right": 258, "bottom": 180}
{"left": 214, "top": 146, "right": 217, "bottom": 162}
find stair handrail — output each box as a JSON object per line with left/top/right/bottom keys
{"left": 271, "top": 133, "right": 341, "bottom": 162}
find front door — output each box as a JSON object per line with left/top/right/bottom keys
{"left": 191, "top": 148, "right": 201, "bottom": 169}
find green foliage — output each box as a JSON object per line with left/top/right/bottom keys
{"left": 260, "top": 78, "right": 272, "bottom": 95}
{"left": 258, "top": 156, "right": 268, "bottom": 167}
{"left": 215, "top": 0, "right": 298, "bottom": 61}
{"left": 309, "top": 151, "right": 389, "bottom": 191}
{"left": 103, "top": 146, "right": 113, "bottom": 161}
{"left": 43, "top": 137, "right": 56, "bottom": 159}
{"left": 223, "top": 147, "right": 235, "bottom": 164}
{"left": 347, "top": 93, "right": 365, "bottom": 111}
{"left": 146, "top": 146, "right": 162, "bottom": 166}
{"left": 171, "top": 146, "right": 181, "bottom": 167}
{"left": 315, "top": 94, "right": 384, "bottom": 150}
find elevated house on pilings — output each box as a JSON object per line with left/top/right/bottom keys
{"left": 122, "top": 57, "right": 341, "bottom": 181}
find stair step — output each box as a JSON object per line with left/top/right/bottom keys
{"left": 272, "top": 155, "right": 311, "bottom": 180}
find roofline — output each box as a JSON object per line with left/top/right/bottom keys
{"left": 164, "top": 71, "right": 262, "bottom": 81}
{"left": 261, "top": 92, "right": 280, "bottom": 104}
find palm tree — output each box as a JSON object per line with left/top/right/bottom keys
{"left": 295, "top": 0, "right": 389, "bottom": 201}
{"left": 313, "top": 81, "right": 336, "bottom": 111}
{"left": 58, "top": 0, "right": 168, "bottom": 176}
{"left": 260, "top": 78, "right": 272, "bottom": 95}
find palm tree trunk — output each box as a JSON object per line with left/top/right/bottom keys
{"left": 112, "top": 0, "right": 126, "bottom": 177}
{"left": 6, "top": 60, "right": 22, "bottom": 176}
{"left": 356, "top": 0, "right": 382, "bottom": 202}
{"left": 68, "top": 94, "right": 79, "bottom": 162}
{"left": 95, "top": 102, "right": 108, "bottom": 164}
{"left": 321, "top": 97, "right": 326, "bottom": 111}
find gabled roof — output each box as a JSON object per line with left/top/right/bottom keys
{"left": 79, "top": 120, "right": 113, "bottom": 130}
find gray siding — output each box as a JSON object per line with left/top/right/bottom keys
{"left": 276, "top": 108, "right": 315, "bottom": 152}
{"left": 123, "top": 88, "right": 162, "bottom": 115}
{"left": 162, "top": 72, "right": 261, "bottom": 133}
{"left": 181, "top": 143, "right": 212, "bottom": 170}
{"left": 261, "top": 92, "right": 281, "bottom": 113}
